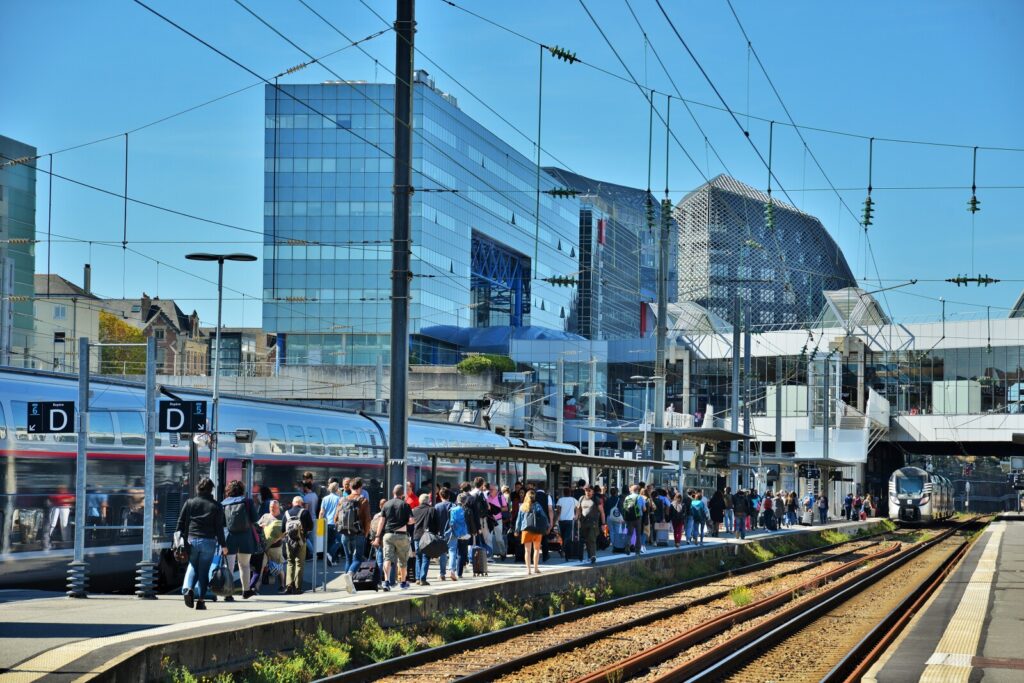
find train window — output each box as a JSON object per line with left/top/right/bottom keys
{"left": 267, "top": 423, "right": 287, "bottom": 454}
{"left": 0, "top": 402, "right": 6, "bottom": 439}
{"left": 307, "top": 427, "right": 325, "bottom": 455}
{"left": 325, "top": 428, "right": 343, "bottom": 456}
{"left": 118, "top": 412, "right": 146, "bottom": 446}
{"left": 89, "top": 412, "right": 116, "bottom": 445}
{"left": 288, "top": 425, "right": 306, "bottom": 454}
{"left": 342, "top": 429, "right": 358, "bottom": 455}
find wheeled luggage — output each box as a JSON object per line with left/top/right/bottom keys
{"left": 801, "top": 509, "right": 814, "bottom": 526}
{"left": 653, "top": 522, "right": 672, "bottom": 546}
{"left": 471, "top": 545, "right": 489, "bottom": 576}
{"left": 611, "top": 523, "right": 629, "bottom": 553}
{"left": 564, "top": 521, "right": 584, "bottom": 561}
{"left": 763, "top": 511, "right": 778, "bottom": 531}
{"left": 352, "top": 559, "right": 382, "bottom": 591}
{"left": 491, "top": 527, "right": 507, "bottom": 559}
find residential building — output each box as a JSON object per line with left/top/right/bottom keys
{"left": 31, "top": 272, "right": 101, "bottom": 371}
{"left": 0, "top": 135, "right": 37, "bottom": 366}
{"left": 97, "top": 293, "right": 207, "bottom": 375}
{"left": 262, "top": 71, "right": 580, "bottom": 366}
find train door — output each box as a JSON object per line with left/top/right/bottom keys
{"left": 217, "top": 458, "right": 254, "bottom": 498}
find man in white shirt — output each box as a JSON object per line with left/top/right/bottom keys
{"left": 555, "top": 487, "right": 578, "bottom": 559}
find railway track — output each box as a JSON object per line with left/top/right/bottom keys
{"left": 319, "top": 525, "right": 913, "bottom": 683}
{"left": 558, "top": 516, "right": 988, "bottom": 683}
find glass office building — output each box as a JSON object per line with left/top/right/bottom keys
{"left": 674, "top": 175, "right": 856, "bottom": 329}
{"left": 0, "top": 135, "right": 36, "bottom": 367}
{"left": 263, "top": 72, "right": 580, "bottom": 365}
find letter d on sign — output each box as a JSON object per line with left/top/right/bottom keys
{"left": 167, "top": 408, "right": 185, "bottom": 432}
{"left": 49, "top": 408, "right": 69, "bottom": 433}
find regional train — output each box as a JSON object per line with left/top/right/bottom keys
{"left": 0, "top": 368, "right": 574, "bottom": 589}
{"left": 888, "top": 466, "right": 955, "bottom": 524}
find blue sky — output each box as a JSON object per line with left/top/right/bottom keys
{"left": 2, "top": 0, "right": 1022, "bottom": 328}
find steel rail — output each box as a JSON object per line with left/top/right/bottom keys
{"left": 654, "top": 517, "right": 986, "bottom": 683}
{"left": 570, "top": 543, "right": 901, "bottom": 683}
{"left": 826, "top": 537, "right": 973, "bottom": 683}
{"left": 316, "top": 525, "right": 895, "bottom": 682}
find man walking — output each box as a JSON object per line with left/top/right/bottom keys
{"left": 375, "top": 485, "right": 413, "bottom": 590}
{"left": 283, "top": 496, "right": 313, "bottom": 594}
{"left": 621, "top": 484, "right": 644, "bottom": 555}
{"left": 723, "top": 486, "right": 734, "bottom": 533}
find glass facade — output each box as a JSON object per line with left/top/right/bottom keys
{"left": 0, "top": 136, "right": 36, "bottom": 366}
{"left": 263, "top": 74, "right": 579, "bottom": 365}
{"left": 675, "top": 175, "right": 856, "bottom": 329}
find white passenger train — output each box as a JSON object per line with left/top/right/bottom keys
{"left": 0, "top": 368, "right": 573, "bottom": 589}
{"left": 888, "top": 466, "right": 955, "bottom": 524}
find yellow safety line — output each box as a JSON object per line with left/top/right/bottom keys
{"left": 919, "top": 522, "right": 1005, "bottom": 683}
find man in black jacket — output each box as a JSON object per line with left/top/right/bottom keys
{"left": 176, "top": 477, "right": 226, "bottom": 610}
{"left": 283, "top": 496, "right": 313, "bottom": 594}
{"left": 732, "top": 489, "right": 751, "bottom": 540}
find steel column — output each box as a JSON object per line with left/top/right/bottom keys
{"left": 67, "top": 336, "right": 89, "bottom": 597}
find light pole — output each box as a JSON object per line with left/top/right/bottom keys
{"left": 186, "top": 252, "right": 256, "bottom": 493}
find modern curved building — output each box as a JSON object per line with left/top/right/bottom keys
{"left": 674, "top": 175, "right": 856, "bottom": 329}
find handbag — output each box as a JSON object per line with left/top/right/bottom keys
{"left": 420, "top": 531, "right": 448, "bottom": 559}
{"left": 172, "top": 531, "right": 189, "bottom": 565}
{"left": 208, "top": 554, "right": 233, "bottom": 597}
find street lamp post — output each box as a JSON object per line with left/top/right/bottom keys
{"left": 631, "top": 374, "right": 664, "bottom": 452}
{"left": 186, "top": 252, "right": 256, "bottom": 493}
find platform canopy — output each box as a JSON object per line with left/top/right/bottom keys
{"left": 578, "top": 425, "right": 751, "bottom": 446}
{"left": 414, "top": 445, "right": 675, "bottom": 469}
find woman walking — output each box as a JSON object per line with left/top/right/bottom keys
{"left": 514, "top": 490, "right": 547, "bottom": 575}
{"left": 689, "top": 491, "right": 708, "bottom": 545}
{"left": 668, "top": 493, "right": 687, "bottom": 547}
{"left": 176, "top": 477, "right": 226, "bottom": 610}
{"left": 258, "top": 499, "right": 285, "bottom": 593}
{"left": 221, "top": 480, "right": 259, "bottom": 600}
{"left": 445, "top": 494, "right": 470, "bottom": 580}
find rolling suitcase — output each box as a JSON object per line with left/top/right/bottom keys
{"left": 564, "top": 521, "right": 584, "bottom": 561}
{"left": 352, "top": 559, "right": 382, "bottom": 591}
{"left": 472, "top": 545, "right": 489, "bottom": 576}
{"left": 801, "top": 509, "right": 814, "bottom": 526}
{"left": 654, "top": 522, "right": 672, "bottom": 546}
{"left": 611, "top": 524, "right": 629, "bottom": 553}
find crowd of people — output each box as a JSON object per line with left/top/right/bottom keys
{"left": 173, "top": 472, "right": 873, "bottom": 609}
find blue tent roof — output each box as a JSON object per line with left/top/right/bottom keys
{"left": 419, "top": 325, "right": 585, "bottom": 353}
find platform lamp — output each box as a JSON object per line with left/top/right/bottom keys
{"left": 186, "top": 252, "right": 257, "bottom": 493}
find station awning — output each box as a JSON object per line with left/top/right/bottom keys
{"left": 578, "top": 426, "right": 751, "bottom": 445}
{"left": 414, "top": 445, "right": 675, "bottom": 469}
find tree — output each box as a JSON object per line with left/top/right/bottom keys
{"left": 98, "top": 311, "right": 146, "bottom": 375}
{"left": 456, "top": 354, "right": 516, "bottom": 376}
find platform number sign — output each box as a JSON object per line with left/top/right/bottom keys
{"left": 27, "top": 401, "right": 76, "bottom": 434}
{"left": 158, "top": 400, "right": 208, "bottom": 433}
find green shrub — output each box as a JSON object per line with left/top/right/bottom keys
{"left": 348, "top": 617, "right": 416, "bottom": 664}
{"left": 456, "top": 354, "right": 516, "bottom": 375}
{"left": 730, "top": 586, "right": 754, "bottom": 607}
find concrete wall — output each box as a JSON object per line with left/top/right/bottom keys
{"left": 105, "top": 519, "right": 883, "bottom": 682}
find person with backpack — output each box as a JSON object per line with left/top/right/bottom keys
{"left": 620, "top": 484, "right": 644, "bottom": 555}
{"left": 514, "top": 489, "right": 548, "bottom": 574}
{"left": 532, "top": 485, "right": 555, "bottom": 562}
{"left": 411, "top": 493, "right": 438, "bottom": 585}
{"left": 258, "top": 499, "right": 285, "bottom": 594}
{"left": 221, "top": 479, "right": 259, "bottom": 600}
{"left": 689, "top": 491, "right": 708, "bottom": 545}
{"left": 446, "top": 493, "right": 472, "bottom": 580}
{"left": 337, "top": 478, "right": 370, "bottom": 591}
{"left": 283, "top": 496, "right": 313, "bottom": 594}
{"left": 575, "top": 485, "right": 604, "bottom": 564}
{"left": 817, "top": 494, "right": 829, "bottom": 525}
{"left": 176, "top": 477, "right": 226, "bottom": 610}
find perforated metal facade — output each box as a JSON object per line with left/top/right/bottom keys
{"left": 674, "top": 175, "right": 856, "bottom": 330}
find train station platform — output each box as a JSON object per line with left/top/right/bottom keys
{"left": 866, "top": 513, "right": 1024, "bottom": 683}
{"left": 0, "top": 517, "right": 879, "bottom": 682}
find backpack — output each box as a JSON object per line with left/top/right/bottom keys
{"left": 224, "top": 500, "right": 250, "bottom": 534}
{"left": 653, "top": 496, "right": 667, "bottom": 523}
{"left": 472, "top": 491, "right": 489, "bottom": 520}
{"left": 523, "top": 503, "right": 548, "bottom": 533}
{"left": 338, "top": 496, "right": 362, "bottom": 535}
{"left": 621, "top": 494, "right": 640, "bottom": 522}
{"left": 284, "top": 509, "right": 305, "bottom": 551}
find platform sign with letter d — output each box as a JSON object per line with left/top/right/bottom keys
{"left": 27, "top": 401, "right": 75, "bottom": 434}
{"left": 158, "top": 400, "right": 208, "bottom": 433}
